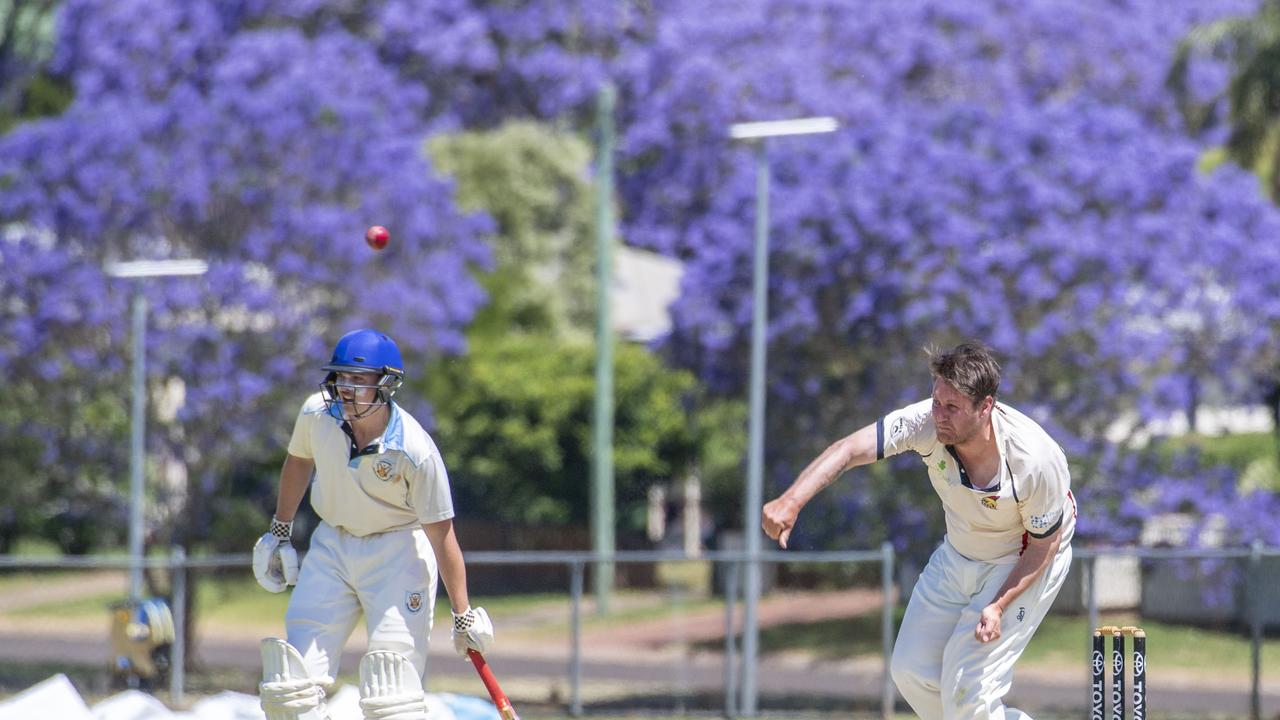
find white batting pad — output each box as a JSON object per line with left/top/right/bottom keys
{"left": 358, "top": 650, "right": 429, "bottom": 720}
{"left": 260, "top": 638, "right": 328, "bottom": 720}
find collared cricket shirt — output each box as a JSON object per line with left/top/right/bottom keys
{"left": 876, "top": 399, "right": 1075, "bottom": 562}
{"left": 286, "top": 392, "right": 454, "bottom": 537}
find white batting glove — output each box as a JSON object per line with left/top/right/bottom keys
{"left": 252, "top": 517, "right": 299, "bottom": 593}
{"left": 451, "top": 606, "right": 494, "bottom": 656}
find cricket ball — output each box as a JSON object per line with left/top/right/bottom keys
{"left": 365, "top": 225, "right": 390, "bottom": 250}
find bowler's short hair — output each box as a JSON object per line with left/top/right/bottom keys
{"left": 928, "top": 342, "right": 1001, "bottom": 404}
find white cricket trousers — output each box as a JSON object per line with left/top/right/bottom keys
{"left": 890, "top": 538, "right": 1072, "bottom": 720}
{"left": 285, "top": 522, "right": 438, "bottom": 685}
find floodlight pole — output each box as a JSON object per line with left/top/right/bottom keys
{"left": 727, "top": 117, "right": 838, "bottom": 716}
{"left": 105, "top": 259, "right": 208, "bottom": 601}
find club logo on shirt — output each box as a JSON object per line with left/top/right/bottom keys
{"left": 937, "top": 459, "right": 947, "bottom": 472}
{"left": 981, "top": 496, "right": 998, "bottom": 510}
{"left": 405, "top": 591, "right": 425, "bottom": 615}
{"left": 374, "top": 459, "right": 394, "bottom": 481}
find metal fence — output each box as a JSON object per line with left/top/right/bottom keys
{"left": 0, "top": 543, "right": 1276, "bottom": 719}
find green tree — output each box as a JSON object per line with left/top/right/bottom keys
{"left": 424, "top": 335, "right": 745, "bottom": 537}
{"left": 0, "top": 0, "right": 69, "bottom": 134}
{"left": 428, "top": 121, "right": 597, "bottom": 338}
{"left": 1169, "top": 0, "right": 1280, "bottom": 200}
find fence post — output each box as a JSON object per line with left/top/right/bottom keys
{"left": 170, "top": 546, "right": 186, "bottom": 707}
{"left": 724, "top": 560, "right": 740, "bottom": 719}
{"left": 570, "top": 560, "right": 584, "bottom": 717}
{"left": 880, "top": 542, "right": 895, "bottom": 720}
{"left": 1250, "top": 540, "right": 1263, "bottom": 720}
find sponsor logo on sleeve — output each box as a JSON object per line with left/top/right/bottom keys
{"left": 890, "top": 416, "right": 908, "bottom": 442}
{"left": 1030, "top": 510, "right": 1060, "bottom": 530}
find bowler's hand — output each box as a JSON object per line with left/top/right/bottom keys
{"left": 761, "top": 497, "right": 800, "bottom": 549}
{"left": 975, "top": 604, "right": 1002, "bottom": 643}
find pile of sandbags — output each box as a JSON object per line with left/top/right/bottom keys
{"left": 0, "top": 674, "right": 499, "bottom": 720}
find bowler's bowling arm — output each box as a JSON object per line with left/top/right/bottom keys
{"left": 762, "top": 423, "right": 877, "bottom": 546}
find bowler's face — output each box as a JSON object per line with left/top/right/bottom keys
{"left": 931, "top": 378, "right": 989, "bottom": 445}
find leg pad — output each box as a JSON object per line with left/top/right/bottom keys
{"left": 358, "top": 650, "right": 429, "bottom": 720}
{"left": 260, "top": 637, "right": 328, "bottom": 720}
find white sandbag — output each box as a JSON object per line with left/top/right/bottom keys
{"left": 0, "top": 674, "right": 94, "bottom": 720}
{"left": 92, "top": 689, "right": 177, "bottom": 720}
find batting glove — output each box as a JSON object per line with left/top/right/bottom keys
{"left": 451, "top": 606, "right": 495, "bottom": 656}
{"left": 252, "top": 517, "right": 299, "bottom": 593}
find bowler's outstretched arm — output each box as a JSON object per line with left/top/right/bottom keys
{"left": 762, "top": 423, "right": 879, "bottom": 548}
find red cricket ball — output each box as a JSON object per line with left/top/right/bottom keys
{"left": 365, "top": 225, "right": 390, "bottom": 250}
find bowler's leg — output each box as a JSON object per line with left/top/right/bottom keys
{"left": 891, "top": 546, "right": 968, "bottom": 720}
{"left": 940, "top": 546, "right": 1073, "bottom": 720}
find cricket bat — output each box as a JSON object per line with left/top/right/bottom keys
{"left": 467, "top": 649, "right": 520, "bottom": 720}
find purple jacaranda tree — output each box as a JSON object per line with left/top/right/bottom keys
{"left": 0, "top": 0, "right": 493, "bottom": 552}
{"left": 606, "top": 0, "right": 1280, "bottom": 553}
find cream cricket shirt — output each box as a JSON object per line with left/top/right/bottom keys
{"left": 287, "top": 393, "right": 455, "bottom": 537}
{"left": 876, "top": 399, "right": 1075, "bottom": 563}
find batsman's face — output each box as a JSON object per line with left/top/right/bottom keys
{"left": 333, "top": 371, "right": 381, "bottom": 407}
{"left": 931, "top": 378, "right": 991, "bottom": 446}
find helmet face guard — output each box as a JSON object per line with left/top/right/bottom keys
{"left": 320, "top": 371, "right": 403, "bottom": 420}
{"left": 319, "top": 329, "right": 406, "bottom": 420}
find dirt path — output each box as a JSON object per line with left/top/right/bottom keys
{"left": 0, "top": 571, "right": 127, "bottom": 613}
{"left": 583, "top": 588, "right": 887, "bottom": 647}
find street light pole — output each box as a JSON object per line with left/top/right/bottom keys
{"left": 592, "top": 83, "right": 618, "bottom": 615}
{"left": 128, "top": 290, "right": 147, "bottom": 600}
{"left": 727, "top": 117, "right": 838, "bottom": 716}
{"left": 105, "top": 259, "right": 208, "bottom": 601}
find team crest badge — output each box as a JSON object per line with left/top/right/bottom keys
{"left": 374, "top": 459, "right": 394, "bottom": 481}
{"left": 937, "top": 460, "right": 947, "bottom": 471}
{"left": 981, "top": 496, "right": 998, "bottom": 510}
{"left": 405, "top": 591, "right": 425, "bottom": 614}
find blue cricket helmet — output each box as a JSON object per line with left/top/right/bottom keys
{"left": 322, "top": 329, "right": 405, "bottom": 378}
{"left": 319, "top": 329, "right": 405, "bottom": 418}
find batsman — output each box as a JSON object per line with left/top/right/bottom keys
{"left": 763, "top": 342, "right": 1075, "bottom": 720}
{"left": 253, "top": 328, "right": 494, "bottom": 720}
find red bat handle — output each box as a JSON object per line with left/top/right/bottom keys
{"left": 468, "top": 649, "right": 519, "bottom": 720}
